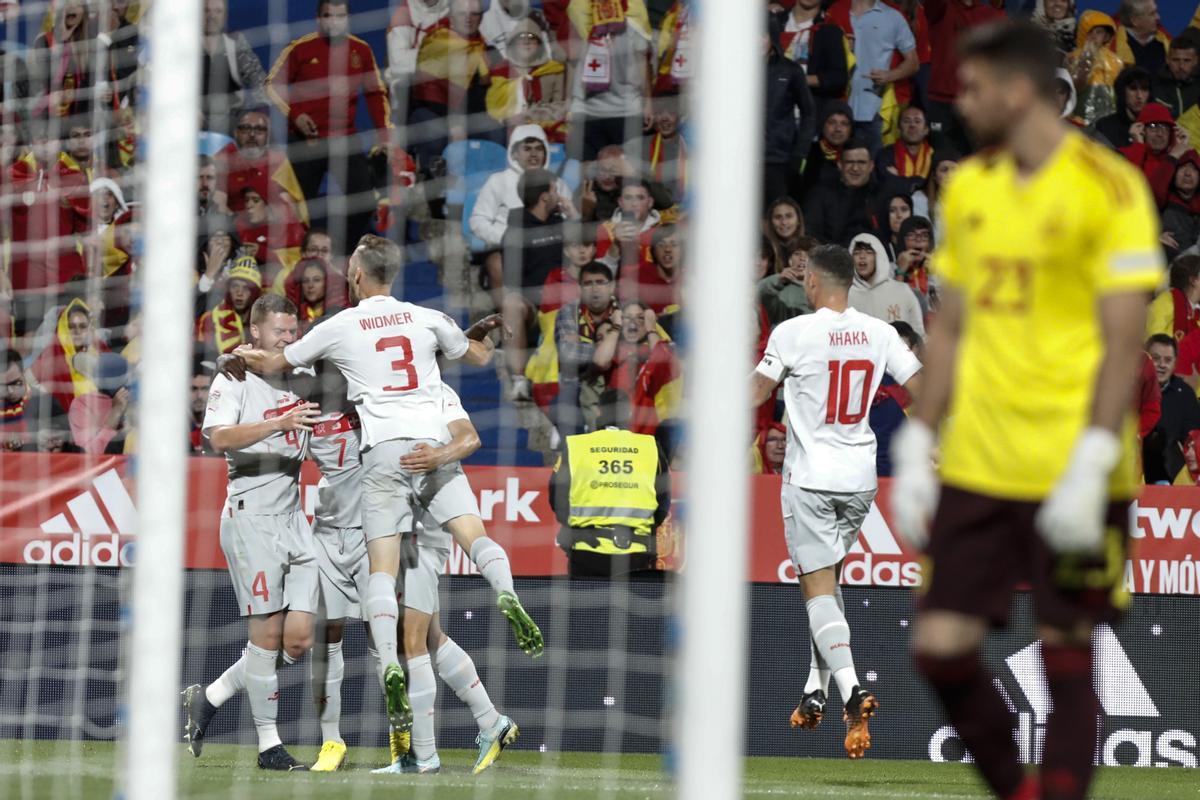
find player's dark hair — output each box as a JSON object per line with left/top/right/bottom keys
{"left": 957, "top": 19, "right": 1059, "bottom": 101}
{"left": 1168, "top": 254, "right": 1200, "bottom": 292}
{"left": 250, "top": 293, "right": 298, "bottom": 325}
{"left": 353, "top": 234, "right": 403, "bottom": 287}
{"left": 1146, "top": 333, "right": 1178, "bottom": 355}
{"left": 580, "top": 261, "right": 613, "bottom": 282}
{"left": 518, "top": 168, "right": 557, "bottom": 209}
{"left": 595, "top": 389, "right": 631, "bottom": 430}
{"left": 808, "top": 244, "right": 854, "bottom": 290}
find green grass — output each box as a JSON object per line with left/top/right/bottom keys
{"left": 1, "top": 740, "right": 1198, "bottom": 799}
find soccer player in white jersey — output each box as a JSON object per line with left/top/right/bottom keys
{"left": 183, "top": 294, "right": 321, "bottom": 771}
{"left": 372, "top": 383, "right": 519, "bottom": 776}
{"left": 750, "top": 244, "right": 922, "bottom": 759}
{"left": 237, "top": 234, "right": 542, "bottom": 735}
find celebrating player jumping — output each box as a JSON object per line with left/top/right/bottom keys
{"left": 751, "top": 244, "right": 922, "bottom": 759}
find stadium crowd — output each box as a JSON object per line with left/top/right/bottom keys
{"left": 0, "top": 0, "right": 1199, "bottom": 485}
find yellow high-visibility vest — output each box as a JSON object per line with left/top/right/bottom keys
{"left": 565, "top": 428, "right": 658, "bottom": 546}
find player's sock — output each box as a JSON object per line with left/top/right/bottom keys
{"left": 802, "top": 638, "right": 831, "bottom": 695}
{"left": 806, "top": 594, "right": 859, "bottom": 701}
{"left": 470, "top": 537, "right": 515, "bottom": 597}
{"left": 367, "top": 646, "right": 386, "bottom": 692}
{"left": 1040, "top": 643, "right": 1098, "bottom": 800}
{"left": 915, "top": 651, "right": 1024, "bottom": 798}
{"left": 205, "top": 648, "right": 247, "bottom": 707}
{"left": 244, "top": 642, "right": 282, "bottom": 753}
{"left": 407, "top": 654, "right": 438, "bottom": 760}
{"left": 365, "top": 572, "right": 401, "bottom": 671}
{"left": 277, "top": 650, "right": 300, "bottom": 669}
{"left": 317, "top": 641, "right": 345, "bottom": 745}
{"left": 436, "top": 638, "right": 500, "bottom": 732}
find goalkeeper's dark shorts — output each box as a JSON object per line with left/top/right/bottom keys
{"left": 918, "top": 485, "right": 1131, "bottom": 630}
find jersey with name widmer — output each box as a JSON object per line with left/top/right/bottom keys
{"left": 756, "top": 307, "right": 921, "bottom": 493}
{"left": 932, "top": 131, "right": 1164, "bottom": 501}
{"left": 202, "top": 372, "right": 308, "bottom": 514}
{"left": 282, "top": 296, "right": 470, "bottom": 448}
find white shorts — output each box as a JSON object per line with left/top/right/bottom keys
{"left": 403, "top": 541, "right": 451, "bottom": 615}
{"left": 220, "top": 510, "right": 318, "bottom": 617}
{"left": 311, "top": 523, "right": 370, "bottom": 621}
{"left": 781, "top": 484, "right": 876, "bottom": 575}
{"left": 361, "top": 439, "right": 482, "bottom": 543}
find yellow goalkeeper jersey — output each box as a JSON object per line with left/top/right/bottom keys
{"left": 932, "top": 130, "right": 1164, "bottom": 501}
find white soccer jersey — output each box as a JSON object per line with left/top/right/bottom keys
{"left": 755, "top": 307, "right": 921, "bottom": 493}
{"left": 202, "top": 372, "right": 308, "bottom": 514}
{"left": 283, "top": 296, "right": 471, "bottom": 448}
{"left": 309, "top": 412, "right": 363, "bottom": 530}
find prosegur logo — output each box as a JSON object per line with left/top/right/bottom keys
{"left": 777, "top": 502, "right": 922, "bottom": 587}
{"left": 929, "top": 625, "right": 1196, "bottom": 768}
{"left": 25, "top": 469, "right": 137, "bottom": 567}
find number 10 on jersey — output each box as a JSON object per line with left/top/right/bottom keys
{"left": 825, "top": 359, "right": 874, "bottom": 424}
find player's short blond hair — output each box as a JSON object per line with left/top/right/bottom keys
{"left": 249, "top": 293, "right": 297, "bottom": 325}
{"left": 353, "top": 234, "right": 403, "bottom": 287}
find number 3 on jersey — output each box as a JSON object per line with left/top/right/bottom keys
{"left": 377, "top": 335, "right": 419, "bottom": 392}
{"left": 825, "top": 360, "right": 874, "bottom": 424}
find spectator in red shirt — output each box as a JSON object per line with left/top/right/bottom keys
{"left": 29, "top": 3, "right": 96, "bottom": 121}
{"left": 266, "top": 0, "right": 390, "bottom": 253}
{"left": 233, "top": 187, "right": 308, "bottom": 289}
{"left": 68, "top": 351, "right": 132, "bottom": 455}
{"left": 1120, "top": 102, "right": 1191, "bottom": 201}
{"left": 618, "top": 223, "right": 682, "bottom": 337}
{"left": 592, "top": 298, "right": 661, "bottom": 396}
{"left": 217, "top": 108, "right": 308, "bottom": 227}
{"left": 924, "top": 0, "right": 1004, "bottom": 154}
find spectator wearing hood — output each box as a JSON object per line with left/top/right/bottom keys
{"left": 1120, "top": 102, "right": 1191, "bottom": 201}
{"left": 487, "top": 15, "right": 569, "bottom": 142}
{"left": 804, "top": 139, "right": 889, "bottom": 246}
{"left": 68, "top": 351, "right": 133, "bottom": 455}
{"left": 387, "top": 0, "right": 450, "bottom": 89}
{"left": 847, "top": 231, "right": 924, "bottom": 336}
{"left": 773, "top": 0, "right": 849, "bottom": 120}
{"left": 763, "top": 13, "right": 817, "bottom": 208}
{"left": 1067, "top": 10, "right": 1125, "bottom": 124}
{"left": 1031, "top": 0, "right": 1078, "bottom": 55}
{"left": 800, "top": 100, "right": 853, "bottom": 197}
{"left": 923, "top": 0, "right": 1003, "bottom": 155}
{"left": 481, "top": 0, "right": 543, "bottom": 56}
{"left": 471, "top": 124, "right": 573, "bottom": 306}
{"left": 1093, "top": 64, "right": 1153, "bottom": 148}
{"left": 1054, "top": 67, "right": 1084, "bottom": 126}
{"left": 1162, "top": 151, "right": 1200, "bottom": 259}
{"left": 1113, "top": 0, "right": 1170, "bottom": 74}
{"left": 1153, "top": 34, "right": 1200, "bottom": 120}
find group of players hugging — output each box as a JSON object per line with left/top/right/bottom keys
{"left": 182, "top": 234, "right": 542, "bottom": 775}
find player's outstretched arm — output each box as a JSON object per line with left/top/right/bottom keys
{"left": 205, "top": 402, "right": 320, "bottom": 454}
{"left": 399, "top": 419, "right": 482, "bottom": 474}
{"left": 233, "top": 344, "right": 291, "bottom": 375}
{"left": 459, "top": 338, "right": 496, "bottom": 367}
{"left": 465, "top": 313, "right": 512, "bottom": 342}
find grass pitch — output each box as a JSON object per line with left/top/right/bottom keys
{"left": 1, "top": 739, "right": 1197, "bottom": 799}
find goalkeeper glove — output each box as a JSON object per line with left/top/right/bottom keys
{"left": 890, "top": 420, "right": 938, "bottom": 551}
{"left": 1035, "top": 427, "right": 1120, "bottom": 555}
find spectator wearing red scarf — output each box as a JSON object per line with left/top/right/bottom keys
{"left": 1147, "top": 254, "right": 1200, "bottom": 344}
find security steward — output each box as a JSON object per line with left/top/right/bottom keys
{"left": 549, "top": 396, "right": 672, "bottom": 578}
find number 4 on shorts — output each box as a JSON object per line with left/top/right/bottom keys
{"left": 251, "top": 571, "right": 269, "bottom": 603}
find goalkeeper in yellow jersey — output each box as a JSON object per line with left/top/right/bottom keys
{"left": 890, "top": 20, "right": 1164, "bottom": 800}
